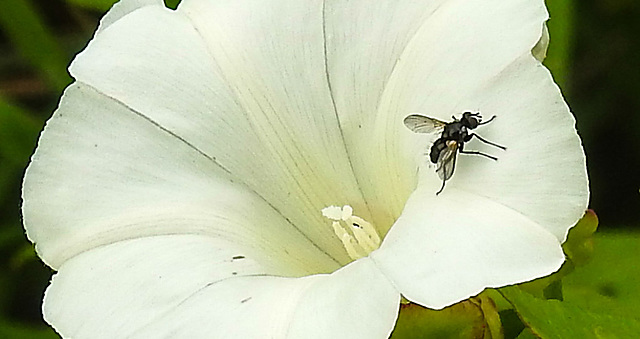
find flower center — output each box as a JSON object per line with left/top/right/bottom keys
{"left": 321, "top": 205, "right": 381, "bottom": 261}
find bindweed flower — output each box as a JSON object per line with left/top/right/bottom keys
{"left": 22, "top": 0, "right": 589, "bottom": 337}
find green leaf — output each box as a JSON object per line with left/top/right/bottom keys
{"left": 0, "top": 0, "right": 71, "bottom": 92}
{"left": 562, "top": 210, "right": 599, "bottom": 266}
{"left": 541, "top": 279, "right": 563, "bottom": 301}
{"left": 501, "top": 285, "right": 640, "bottom": 338}
{"left": 498, "top": 230, "right": 640, "bottom": 337}
{"left": 515, "top": 328, "right": 538, "bottom": 339}
{"left": 390, "top": 301, "right": 489, "bottom": 339}
{"left": 499, "top": 309, "right": 526, "bottom": 339}
{"left": 563, "top": 232, "right": 640, "bottom": 318}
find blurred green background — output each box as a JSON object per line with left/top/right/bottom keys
{"left": 0, "top": 0, "right": 638, "bottom": 337}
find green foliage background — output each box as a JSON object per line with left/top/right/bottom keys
{"left": 0, "top": 0, "right": 638, "bottom": 337}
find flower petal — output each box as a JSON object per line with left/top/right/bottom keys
{"left": 322, "top": 0, "right": 563, "bottom": 233}
{"left": 322, "top": 0, "right": 451, "bottom": 229}
{"left": 94, "top": 0, "right": 161, "bottom": 35}
{"left": 69, "top": 0, "right": 370, "bottom": 263}
{"left": 43, "top": 235, "right": 267, "bottom": 337}
{"left": 44, "top": 236, "right": 399, "bottom": 338}
{"left": 433, "top": 52, "right": 589, "bottom": 242}
{"left": 23, "top": 83, "right": 338, "bottom": 274}
{"left": 371, "top": 185, "right": 565, "bottom": 309}
{"left": 379, "top": 0, "right": 587, "bottom": 242}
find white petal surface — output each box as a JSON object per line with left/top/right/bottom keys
{"left": 70, "top": 0, "right": 369, "bottom": 264}
{"left": 44, "top": 235, "right": 268, "bottom": 338}
{"left": 321, "top": 0, "right": 586, "bottom": 236}
{"left": 436, "top": 53, "right": 588, "bottom": 242}
{"left": 322, "top": 0, "right": 450, "bottom": 229}
{"left": 371, "top": 45, "right": 590, "bottom": 307}
{"left": 45, "top": 238, "right": 399, "bottom": 339}
{"left": 371, "top": 184, "right": 565, "bottom": 309}
{"left": 94, "top": 0, "right": 160, "bottom": 35}
{"left": 23, "top": 83, "right": 337, "bottom": 274}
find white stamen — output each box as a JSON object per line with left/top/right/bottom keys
{"left": 322, "top": 205, "right": 381, "bottom": 261}
{"left": 322, "top": 205, "right": 344, "bottom": 221}
{"left": 351, "top": 222, "right": 378, "bottom": 253}
{"left": 341, "top": 205, "right": 354, "bottom": 221}
{"left": 332, "top": 221, "right": 367, "bottom": 259}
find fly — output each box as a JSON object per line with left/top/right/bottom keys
{"left": 403, "top": 112, "right": 506, "bottom": 195}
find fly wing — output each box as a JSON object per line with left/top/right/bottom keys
{"left": 403, "top": 114, "right": 447, "bottom": 134}
{"left": 435, "top": 141, "right": 458, "bottom": 181}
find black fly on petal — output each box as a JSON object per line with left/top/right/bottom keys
{"left": 404, "top": 112, "right": 506, "bottom": 195}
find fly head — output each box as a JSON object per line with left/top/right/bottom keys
{"left": 461, "top": 112, "right": 481, "bottom": 129}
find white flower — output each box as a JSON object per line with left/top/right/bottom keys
{"left": 22, "top": 0, "right": 589, "bottom": 338}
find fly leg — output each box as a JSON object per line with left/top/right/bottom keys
{"left": 459, "top": 150, "right": 498, "bottom": 161}
{"left": 458, "top": 142, "right": 498, "bottom": 160}
{"left": 468, "top": 133, "right": 507, "bottom": 150}
{"left": 436, "top": 177, "right": 446, "bottom": 195}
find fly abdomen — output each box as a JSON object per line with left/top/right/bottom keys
{"left": 429, "top": 138, "right": 448, "bottom": 164}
